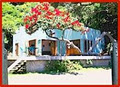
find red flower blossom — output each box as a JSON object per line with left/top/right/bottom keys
{"left": 25, "top": 24, "right": 29, "bottom": 29}
{"left": 38, "top": 11, "right": 41, "bottom": 15}
{"left": 34, "top": 18, "right": 38, "bottom": 23}
{"left": 71, "top": 20, "right": 81, "bottom": 26}
{"left": 71, "top": 20, "right": 78, "bottom": 25}
{"left": 31, "top": 23, "right": 34, "bottom": 26}
{"left": 63, "top": 16, "right": 70, "bottom": 22}
{"left": 44, "top": 6, "right": 48, "bottom": 11}
{"left": 45, "top": 15, "right": 52, "bottom": 19}
{"left": 24, "top": 18, "right": 27, "bottom": 23}
{"left": 66, "top": 12, "right": 69, "bottom": 16}
{"left": 43, "top": 3, "right": 49, "bottom": 9}
{"left": 35, "top": 10, "right": 39, "bottom": 14}
{"left": 57, "top": 24, "right": 60, "bottom": 28}
{"left": 54, "top": 9, "right": 61, "bottom": 16}
{"left": 24, "top": 16, "right": 29, "bottom": 23}
{"left": 29, "top": 16, "right": 33, "bottom": 21}
{"left": 32, "top": 14, "right": 38, "bottom": 18}
{"left": 61, "top": 12, "right": 64, "bottom": 17}
{"left": 24, "top": 2, "right": 86, "bottom": 34}
{"left": 31, "top": 14, "right": 38, "bottom": 23}
{"left": 43, "top": 2, "right": 50, "bottom": 6}
{"left": 32, "top": 7, "right": 41, "bottom": 15}
{"left": 31, "top": 8, "right": 37, "bottom": 13}
{"left": 47, "top": 11, "right": 53, "bottom": 15}
{"left": 43, "top": 3, "right": 49, "bottom": 11}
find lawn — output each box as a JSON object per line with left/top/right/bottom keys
{"left": 8, "top": 67, "right": 112, "bottom": 85}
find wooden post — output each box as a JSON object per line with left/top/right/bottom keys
{"left": 112, "top": 41, "right": 118, "bottom": 84}
{"left": 2, "top": 33, "right": 8, "bottom": 84}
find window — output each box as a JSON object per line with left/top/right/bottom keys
{"left": 84, "top": 40, "right": 88, "bottom": 53}
{"left": 84, "top": 40, "right": 93, "bottom": 53}
{"left": 71, "top": 39, "right": 80, "bottom": 49}
{"left": 49, "top": 43, "right": 51, "bottom": 46}
{"left": 42, "top": 40, "right": 57, "bottom": 56}
{"left": 28, "top": 39, "right": 36, "bottom": 55}
{"left": 91, "top": 40, "right": 93, "bottom": 47}
{"left": 15, "top": 43, "right": 19, "bottom": 56}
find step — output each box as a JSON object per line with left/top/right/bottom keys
{"left": 8, "top": 59, "right": 26, "bottom": 73}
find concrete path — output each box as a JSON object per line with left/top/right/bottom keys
{"left": 8, "top": 69, "right": 112, "bottom": 85}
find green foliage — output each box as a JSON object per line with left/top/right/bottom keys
{"left": 52, "top": 2, "right": 117, "bottom": 40}
{"left": 86, "top": 3, "right": 118, "bottom": 40}
{"left": 2, "top": 3, "right": 22, "bottom": 32}
{"left": 2, "top": 2, "right": 38, "bottom": 51}
{"left": 45, "top": 60, "right": 83, "bottom": 73}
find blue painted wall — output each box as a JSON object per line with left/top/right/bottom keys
{"left": 52, "top": 28, "right": 104, "bottom": 55}
{"left": 13, "top": 26, "right": 105, "bottom": 57}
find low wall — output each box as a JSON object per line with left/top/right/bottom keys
{"left": 80, "top": 59, "right": 111, "bottom": 67}
{"left": 25, "top": 59, "right": 111, "bottom": 72}
{"left": 26, "top": 60, "right": 47, "bottom": 72}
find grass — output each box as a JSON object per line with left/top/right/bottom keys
{"left": 81, "top": 66, "right": 111, "bottom": 72}
{"left": 8, "top": 66, "right": 111, "bottom": 76}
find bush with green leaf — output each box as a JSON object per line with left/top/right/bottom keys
{"left": 45, "top": 59, "right": 83, "bottom": 73}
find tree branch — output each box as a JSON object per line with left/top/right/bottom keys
{"left": 28, "top": 18, "right": 82, "bottom": 54}
{"left": 44, "top": 29, "right": 59, "bottom": 40}
{"left": 44, "top": 29, "right": 81, "bottom": 54}
{"left": 63, "top": 39, "right": 81, "bottom": 53}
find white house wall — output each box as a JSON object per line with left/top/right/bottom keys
{"left": 13, "top": 27, "right": 47, "bottom": 57}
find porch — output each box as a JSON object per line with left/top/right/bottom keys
{"left": 14, "top": 38, "right": 101, "bottom": 57}
{"left": 8, "top": 55, "right": 111, "bottom": 73}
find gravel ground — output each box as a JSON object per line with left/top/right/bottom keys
{"left": 8, "top": 69, "right": 112, "bottom": 85}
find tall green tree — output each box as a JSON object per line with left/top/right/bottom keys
{"left": 89, "top": 3, "right": 118, "bottom": 40}
{"left": 52, "top": 2, "right": 117, "bottom": 40}
{"left": 2, "top": 2, "right": 38, "bottom": 51}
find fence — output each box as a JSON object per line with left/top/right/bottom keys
{"left": 2, "top": 33, "right": 8, "bottom": 84}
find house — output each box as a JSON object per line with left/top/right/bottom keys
{"left": 13, "top": 26, "right": 105, "bottom": 57}
{"left": 8, "top": 26, "right": 111, "bottom": 73}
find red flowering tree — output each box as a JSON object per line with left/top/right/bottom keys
{"left": 24, "top": 2, "right": 89, "bottom": 54}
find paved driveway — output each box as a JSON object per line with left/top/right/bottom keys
{"left": 8, "top": 69, "right": 112, "bottom": 85}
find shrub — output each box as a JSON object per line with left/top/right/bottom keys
{"left": 45, "top": 59, "right": 83, "bottom": 73}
